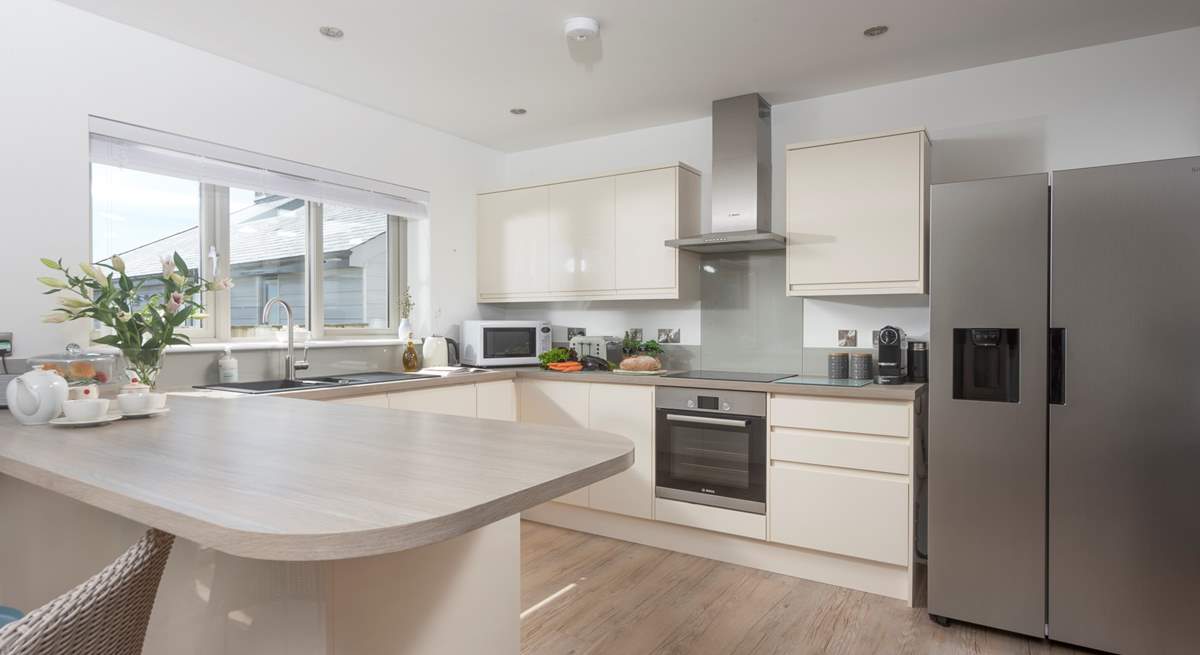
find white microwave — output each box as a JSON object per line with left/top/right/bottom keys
{"left": 460, "top": 320, "right": 552, "bottom": 367}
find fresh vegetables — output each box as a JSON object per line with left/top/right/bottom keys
{"left": 538, "top": 347, "right": 573, "bottom": 368}
{"left": 639, "top": 340, "right": 664, "bottom": 357}
{"left": 547, "top": 361, "right": 583, "bottom": 373}
{"left": 622, "top": 335, "right": 664, "bottom": 357}
{"left": 580, "top": 355, "right": 611, "bottom": 371}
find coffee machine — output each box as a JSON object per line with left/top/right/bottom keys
{"left": 876, "top": 325, "right": 906, "bottom": 384}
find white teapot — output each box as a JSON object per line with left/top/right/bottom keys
{"left": 6, "top": 367, "right": 69, "bottom": 425}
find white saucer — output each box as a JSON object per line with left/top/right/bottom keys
{"left": 121, "top": 407, "right": 170, "bottom": 419}
{"left": 49, "top": 414, "right": 123, "bottom": 428}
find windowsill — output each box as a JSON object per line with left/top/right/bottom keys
{"left": 88, "top": 337, "right": 412, "bottom": 355}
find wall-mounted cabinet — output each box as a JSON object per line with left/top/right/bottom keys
{"left": 478, "top": 164, "right": 700, "bottom": 302}
{"left": 786, "top": 128, "right": 930, "bottom": 296}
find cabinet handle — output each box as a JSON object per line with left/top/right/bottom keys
{"left": 665, "top": 413, "right": 748, "bottom": 428}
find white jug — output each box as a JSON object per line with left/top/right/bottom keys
{"left": 6, "top": 367, "right": 69, "bottom": 425}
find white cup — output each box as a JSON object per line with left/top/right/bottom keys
{"left": 117, "top": 392, "right": 150, "bottom": 414}
{"left": 68, "top": 384, "right": 100, "bottom": 401}
{"left": 145, "top": 393, "right": 167, "bottom": 410}
{"left": 62, "top": 398, "right": 110, "bottom": 421}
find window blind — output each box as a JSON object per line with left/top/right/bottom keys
{"left": 88, "top": 117, "right": 429, "bottom": 219}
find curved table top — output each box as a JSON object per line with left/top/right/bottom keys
{"left": 0, "top": 395, "right": 633, "bottom": 561}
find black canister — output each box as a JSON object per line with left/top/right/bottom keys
{"left": 907, "top": 340, "right": 928, "bottom": 383}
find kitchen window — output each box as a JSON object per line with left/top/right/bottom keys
{"left": 88, "top": 117, "right": 427, "bottom": 342}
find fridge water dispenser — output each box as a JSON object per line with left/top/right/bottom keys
{"left": 952, "top": 328, "right": 1019, "bottom": 402}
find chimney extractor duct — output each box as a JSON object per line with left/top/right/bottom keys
{"left": 666, "top": 93, "right": 785, "bottom": 253}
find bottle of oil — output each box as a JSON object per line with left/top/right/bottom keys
{"left": 402, "top": 332, "right": 420, "bottom": 372}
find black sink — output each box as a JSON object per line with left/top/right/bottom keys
{"left": 195, "top": 379, "right": 337, "bottom": 394}
{"left": 195, "top": 371, "right": 436, "bottom": 395}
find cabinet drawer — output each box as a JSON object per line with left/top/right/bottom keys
{"left": 772, "top": 428, "right": 909, "bottom": 475}
{"left": 768, "top": 463, "right": 908, "bottom": 565}
{"left": 770, "top": 395, "right": 910, "bottom": 437}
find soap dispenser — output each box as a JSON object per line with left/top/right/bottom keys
{"left": 219, "top": 346, "right": 239, "bottom": 383}
{"left": 402, "top": 333, "right": 420, "bottom": 372}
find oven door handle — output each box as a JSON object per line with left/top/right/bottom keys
{"left": 664, "top": 413, "right": 749, "bottom": 428}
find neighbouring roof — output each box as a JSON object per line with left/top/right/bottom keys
{"left": 105, "top": 195, "right": 388, "bottom": 277}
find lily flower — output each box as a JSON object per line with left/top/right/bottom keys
{"left": 169, "top": 272, "right": 187, "bottom": 287}
{"left": 164, "top": 291, "right": 183, "bottom": 315}
{"left": 58, "top": 297, "right": 91, "bottom": 309}
{"left": 116, "top": 311, "right": 133, "bottom": 322}
{"left": 38, "top": 276, "right": 67, "bottom": 288}
{"left": 161, "top": 257, "right": 175, "bottom": 277}
{"left": 207, "top": 277, "right": 235, "bottom": 291}
{"left": 79, "top": 262, "right": 109, "bottom": 287}
{"left": 43, "top": 312, "right": 70, "bottom": 324}
{"left": 111, "top": 254, "right": 126, "bottom": 274}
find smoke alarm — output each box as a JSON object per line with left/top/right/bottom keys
{"left": 564, "top": 17, "right": 599, "bottom": 41}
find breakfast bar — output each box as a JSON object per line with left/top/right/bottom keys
{"left": 0, "top": 395, "right": 634, "bottom": 654}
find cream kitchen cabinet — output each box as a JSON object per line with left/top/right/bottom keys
{"left": 475, "top": 380, "right": 516, "bottom": 421}
{"left": 387, "top": 384, "right": 478, "bottom": 418}
{"left": 516, "top": 379, "right": 591, "bottom": 507}
{"left": 613, "top": 167, "right": 700, "bottom": 295}
{"left": 477, "top": 163, "right": 700, "bottom": 303}
{"left": 477, "top": 186, "right": 549, "bottom": 297}
{"left": 586, "top": 384, "right": 654, "bottom": 519}
{"left": 767, "top": 393, "right": 915, "bottom": 567}
{"left": 516, "top": 379, "right": 655, "bottom": 516}
{"left": 548, "top": 177, "right": 616, "bottom": 293}
{"left": 329, "top": 394, "right": 390, "bottom": 408}
{"left": 786, "top": 128, "right": 930, "bottom": 296}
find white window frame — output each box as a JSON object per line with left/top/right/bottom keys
{"left": 87, "top": 117, "right": 425, "bottom": 344}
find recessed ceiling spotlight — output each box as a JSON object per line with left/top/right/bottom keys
{"left": 863, "top": 25, "right": 888, "bottom": 38}
{"left": 319, "top": 26, "right": 344, "bottom": 39}
{"left": 564, "top": 17, "right": 600, "bottom": 41}
{"left": 509, "top": 108, "right": 527, "bottom": 115}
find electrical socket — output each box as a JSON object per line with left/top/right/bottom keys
{"left": 0, "top": 332, "right": 11, "bottom": 357}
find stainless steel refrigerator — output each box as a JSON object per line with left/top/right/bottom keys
{"left": 928, "top": 157, "right": 1200, "bottom": 654}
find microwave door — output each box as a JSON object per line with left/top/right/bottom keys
{"left": 484, "top": 327, "right": 536, "bottom": 360}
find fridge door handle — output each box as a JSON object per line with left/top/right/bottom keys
{"left": 1049, "top": 327, "right": 1066, "bottom": 405}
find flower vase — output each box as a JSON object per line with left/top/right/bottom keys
{"left": 398, "top": 317, "right": 413, "bottom": 340}
{"left": 123, "top": 349, "right": 166, "bottom": 391}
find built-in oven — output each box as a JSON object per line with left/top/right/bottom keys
{"left": 460, "top": 320, "right": 552, "bottom": 367}
{"left": 655, "top": 387, "right": 767, "bottom": 514}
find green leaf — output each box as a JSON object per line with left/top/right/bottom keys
{"left": 40, "top": 258, "right": 61, "bottom": 270}
{"left": 92, "top": 335, "right": 122, "bottom": 347}
{"left": 173, "top": 252, "right": 188, "bottom": 275}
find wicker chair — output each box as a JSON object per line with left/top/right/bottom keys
{"left": 0, "top": 529, "right": 175, "bottom": 655}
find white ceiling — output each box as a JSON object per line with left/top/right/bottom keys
{"left": 60, "top": 0, "right": 1200, "bottom": 152}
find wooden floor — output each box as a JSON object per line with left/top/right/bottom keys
{"left": 520, "top": 520, "right": 1089, "bottom": 655}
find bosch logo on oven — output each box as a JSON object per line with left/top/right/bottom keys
{"left": 700, "top": 488, "right": 717, "bottom": 495}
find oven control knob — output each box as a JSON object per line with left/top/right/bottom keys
{"left": 687, "top": 400, "right": 695, "bottom": 408}
{"left": 721, "top": 402, "right": 731, "bottom": 411}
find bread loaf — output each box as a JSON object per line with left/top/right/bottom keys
{"left": 619, "top": 355, "right": 661, "bottom": 371}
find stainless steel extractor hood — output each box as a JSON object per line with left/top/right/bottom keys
{"left": 666, "top": 93, "right": 785, "bottom": 253}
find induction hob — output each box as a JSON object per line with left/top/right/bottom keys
{"left": 664, "top": 370, "right": 794, "bottom": 383}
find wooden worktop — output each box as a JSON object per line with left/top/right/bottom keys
{"left": 0, "top": 395, "right": 633, "bottom": 561}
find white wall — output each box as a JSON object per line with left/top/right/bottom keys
{"left": 502, "top": 26, "right": 1200, "bottom": 348}
{"left": 0, "top": 0, "right": 504, "bottom": 358}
